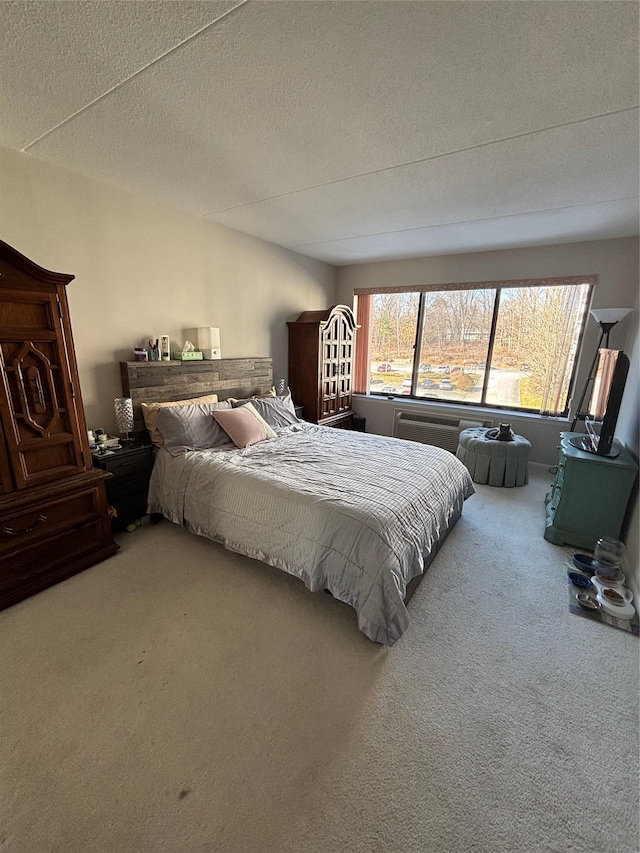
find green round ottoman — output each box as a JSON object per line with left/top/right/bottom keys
{"left": 456, "top": 427, "right": 530, "bottom": 487}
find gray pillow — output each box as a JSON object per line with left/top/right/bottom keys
{"left": 156, "top": 400, "right": 233, "bottom": 452}
{"left": 233, "top": 393, "right": 300, "bottom": 428}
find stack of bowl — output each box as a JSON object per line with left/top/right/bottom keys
{"left": 590, "top": 567, "right": 635, "bottom": 619}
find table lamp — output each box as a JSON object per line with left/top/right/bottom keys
{"left": 114, "top": 397, "right": 134, "bottom": 443}
{"left": 570, "top": 307, "right": 632, "bottom": 431}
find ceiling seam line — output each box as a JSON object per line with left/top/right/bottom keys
{"left": 288, "top": 197, "right": 639, "bottom": 249}
{"left": 202, "top": 105, "right": 639, "bottom": 216}
{"left": 20, "top": 0, "right": 251, "bottom": 152}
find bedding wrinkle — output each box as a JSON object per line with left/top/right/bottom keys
{"left": 148, "top": 425, "right": 474, "bottom": 644}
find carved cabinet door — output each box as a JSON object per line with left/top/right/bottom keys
{"left": 320, "top": 310, "right": 341, "bottom": 420}
{"left": 319, "top": 308, "right": 355, "bottom": 421}
{"left": 0, "top": 422, "right": 13, "bottom": 494}
{"left": 336, "top": 312, "right": 354, "bottom": 416}
{"left": 0, "top": 288, "right": 86, "bottom": 490}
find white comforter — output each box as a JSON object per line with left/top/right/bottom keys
{"left": 147, "top": 424, "right": 474, "bottom": 645}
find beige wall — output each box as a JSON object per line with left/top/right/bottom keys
{"left": 0, "top": 145, "right": 336, "bottom": 433}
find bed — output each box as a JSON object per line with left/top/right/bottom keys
{"left": 121, "top": 359, "right": 475, "bottom": 645}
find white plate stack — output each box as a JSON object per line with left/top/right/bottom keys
{"left": 590, "top": 575, "right": 635, "bottom": 619}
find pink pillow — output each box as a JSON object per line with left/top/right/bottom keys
{"left": 212, "top": 403, "right": 277, "bottom": 448}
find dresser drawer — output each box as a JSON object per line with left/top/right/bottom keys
{"left": 0, "top": 519, "right": 113, "bottom": 606}
{"left": 0, "top": 488, "right": 101, "bottom": 557}
{"left": 0, "top": 519, "right": 105, "bottom": 592}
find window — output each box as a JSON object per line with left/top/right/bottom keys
{"left": 355, "top": 277, "right": 594, "bottom": 417}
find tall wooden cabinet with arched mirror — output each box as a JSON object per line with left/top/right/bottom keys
{"left": 0, "top": 241, "right": 118, "bottom": 610}
{"left": 288, "top": 304, "right": 358, "bottom": 429}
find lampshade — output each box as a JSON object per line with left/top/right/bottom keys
{"left": 185, "top": 327, "right": 221, "bottom": 359}
{"left": 589, "top": 308, "right": 632, "bottom": 326}
{"left": 114, "top": 397, "right": 134, "bottom": 441}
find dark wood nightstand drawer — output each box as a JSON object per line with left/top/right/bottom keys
{"left": 105, "top": 477, "right": 147, "bottom": 502}
{"left": 95, "top": 446, "right": 152, "bottom": 478}
{"left": 110, "top": 492, "right": 149, "bottom": 522}
{"left": 92, "top": 444, "right": 153, "bottom": 529}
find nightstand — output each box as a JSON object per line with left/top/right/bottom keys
{"left": 92, "top": 444, "right": 153, "bottom": 530}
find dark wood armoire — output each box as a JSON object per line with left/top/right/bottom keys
{"left": 287, "top": 304, "right": 358, "bottom": 429}
{"left": 0, "top": 241, "right": 118, "bottom": 611}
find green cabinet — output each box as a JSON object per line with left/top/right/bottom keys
{"left": 544, "top": 432, "right": 638, "bottom": 549}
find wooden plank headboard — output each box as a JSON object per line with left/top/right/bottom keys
{"left": 120, "top": 358, "right": 273, "bottom": 433}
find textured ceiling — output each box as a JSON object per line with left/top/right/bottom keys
{"left": 1, "top": 1, "right": 638, "bottom": 265}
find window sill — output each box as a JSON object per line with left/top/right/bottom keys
{"left": 354, "top": 393, "right": 571, "bottom": 424}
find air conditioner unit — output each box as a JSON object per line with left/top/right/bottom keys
{"left": 393, "top": 410, "right": 493, "bottom": 454}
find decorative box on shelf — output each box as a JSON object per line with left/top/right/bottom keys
{"left": 171, "top": 351, "right": 203, "bottom": 361}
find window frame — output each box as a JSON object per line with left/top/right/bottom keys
{"left": 356, "top": 276, "right": 596, "bottom": 417}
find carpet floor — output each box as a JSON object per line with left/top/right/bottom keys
{"left": 0, "top": 467, "right": 637, "bottom": 853}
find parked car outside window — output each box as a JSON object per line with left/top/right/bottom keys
{"left": 377, "top": 363, "right": 393, "bottom": 372}
{"left": 402, "top": 377, "right": 412, "bottom": 388}
{"left": 419, "top": 363, "right": 431, "bottom": 371}
{"left": 420, "top": 378, "right": 436, "bottom": 388}
{"left": 435, "top": 365, "right": 450, "bottom": 374}
{"left": 439, "top": 379, "right": 454, "bottom": 390}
